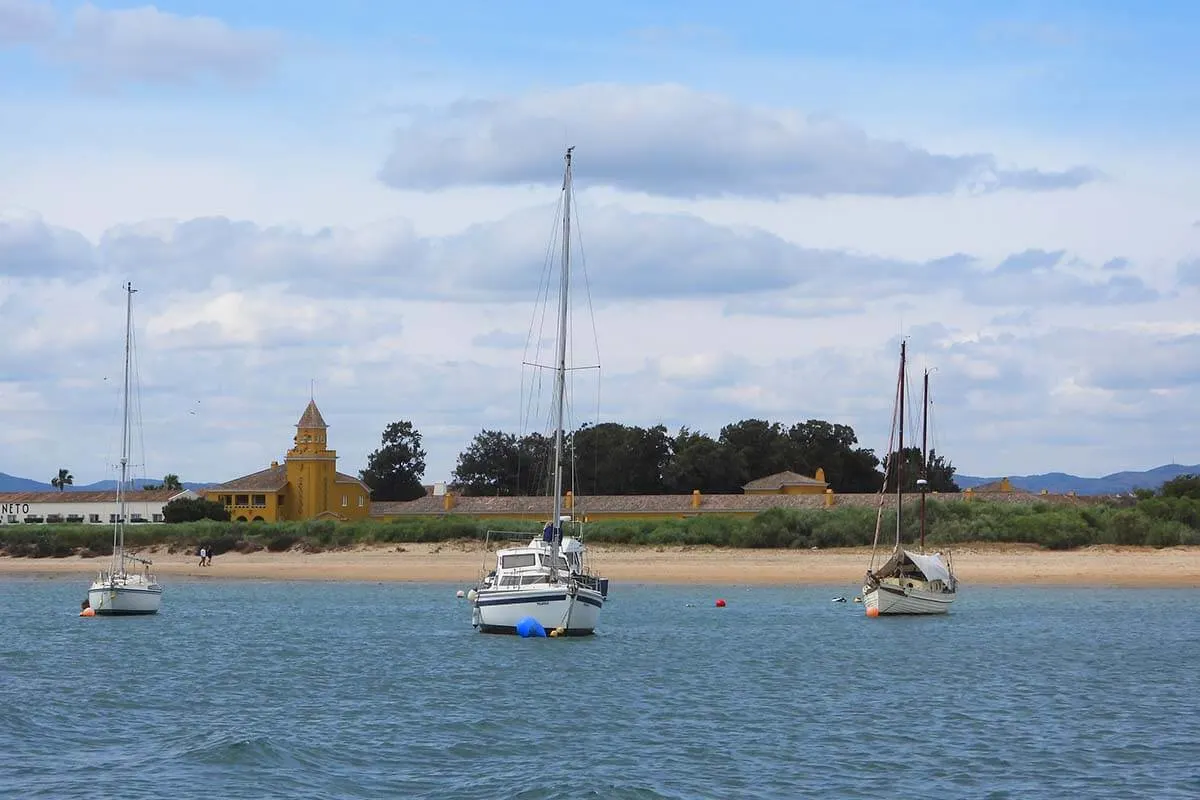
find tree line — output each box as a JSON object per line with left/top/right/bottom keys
{"left": 6, "top": 474, "right": 1197, "bottom": 557}
{"left": 356, "top": 417, "right": 960, "bottom": 501}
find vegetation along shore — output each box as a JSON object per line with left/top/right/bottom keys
{"left": 3, "top": 486, "right": 1198, "bottom": 557}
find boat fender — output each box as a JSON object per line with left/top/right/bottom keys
{"left": 515, "top": 617, "right": 547, "bottom": 638}
{"left": 80, "top": 608, "right": 96, "bottom": 617}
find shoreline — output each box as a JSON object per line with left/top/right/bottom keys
{"left": 2, "top": 543, "right": 1199, "bottom": 587}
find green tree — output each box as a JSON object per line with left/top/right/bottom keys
{"left": 453, "top": 429, "right": 521, "bottom": 495}
{"left": 360, "top": 420, "right": 427, "bottom": 501}
{"left": 163, "top": 496, "right": 230, "bottom": 523}
{"left": 51, "top": 468, "right": 73, "bottom": 492}
{"left": 718, "top": 419, "right": 797, "bottom": 486}
{"left": 663, "top": 428, "right": 742, "bottom": 493}
{"left": 883, "top": 447, "right": 959, "bottom": 493}
{"left": 570, "top": 422, "right": 670, "bottom": 494}
{"left": 1160, "top": 473, "right": 1200, "bottom": 500}
{"left": 786, "top": 419, "right": 883, "bottom": 492}
{"left": 162, "top": 474, "right": 183, "bottom": 491}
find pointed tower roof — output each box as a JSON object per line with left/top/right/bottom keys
{"left": 296, "top": 399, "right": 328, "bottom": 429}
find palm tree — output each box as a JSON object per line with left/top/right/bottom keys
{"left": 163, "top": 474, "right": 183, "bottom": 491}
{"left": 51, "top": 468, "right": 74, "bottom": 492}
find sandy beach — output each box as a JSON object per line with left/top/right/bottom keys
{"left": 1, "top": 543, "right": 1199, "bottom": 587}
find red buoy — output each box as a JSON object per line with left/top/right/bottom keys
{"left": 715, "top": 598, "right": 726, "bottom": 607}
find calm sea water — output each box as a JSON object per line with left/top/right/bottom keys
{"left": 1, "top": 576, "right": 1197, "bottom": 799}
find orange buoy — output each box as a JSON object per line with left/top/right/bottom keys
{"left": 715, "top": 598, "right": 726, "bottom": 608}
{"left": 865, "top": 606, "right": 879, "bottom": 618}
{"left": 80, "top": 607, "right": 96, "bottom": 617}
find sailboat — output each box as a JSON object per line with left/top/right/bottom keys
{"left": 862, "top": 340, "right": 957, "bottom": 615}
{"left": 468, "top": 148, "right": 609, "bottom": 636}
{"left": 87, "top": 283, "right": 163, "bottom": 616}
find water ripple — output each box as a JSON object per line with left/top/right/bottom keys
{"left": 0, "top": 578, "right": 1196, "bottom": 798}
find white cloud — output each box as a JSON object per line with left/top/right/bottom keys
{"left": 2, "top": 22, "right": 1198, "bottom": 486}
{"left": 0, "top": 0, "right": 55, "bottom": 44}
{"left": 5, "top": 202, "right": 1194, "bottom": 484}
{"left": 378, "top": 83, "right": 1097, "bottom": 199}
{"left": 54, "top": 3, "right": 281, "bottom": 86}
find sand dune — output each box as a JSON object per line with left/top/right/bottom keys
{"left": 2, "top": 543, "right": 1199, "bottom": 587}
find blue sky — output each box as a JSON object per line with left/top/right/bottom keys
{"left": 1, "top": 0, "right": 1198, "bottom": 486}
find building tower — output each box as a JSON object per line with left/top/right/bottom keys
{"left": 284, "top": 399, "right": 337, "bottom": 520}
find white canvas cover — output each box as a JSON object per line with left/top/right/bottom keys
{"left": 903, "top": 550, "right": 952, "bottom": 583}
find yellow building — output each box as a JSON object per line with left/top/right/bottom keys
{"left": 742, "top": 469, "right": 829, "bottom": 495}
{"left": 204, "top": 400, "right": 371, "bottom": 522}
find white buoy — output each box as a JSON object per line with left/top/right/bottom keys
{"left": 456, "top": 590, "right": 465, "bottom": 598}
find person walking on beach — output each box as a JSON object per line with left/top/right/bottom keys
{"left": 205, "top": 546, "right": 214, "bottom": 567}
{"left": 198, "top": 546, "right": 207, "bottom": 567}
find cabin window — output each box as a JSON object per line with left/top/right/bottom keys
{"left": 88, "top": 514, "right": 100, "bottom": 523}
{"left": 541, "top": 554, "right": 569, "bottom": 570}
{"left": 358, "top": 496, "right": 364, "bottom": 507}
{"left": 153, "top": 514, "right": 163, "bottom": 523}
{"left": 500, "top": 553, "right": 537, "bottom": 569}
{"left": 6, "top": 515, "right": 16, "bottom": 524}
{"left": 109, "top": 514, "right": 118, "bottom": 523}
{"left": 252, "top": 494, "right": 266, "bottom": 507}
{"left": 235, "top": 494, "right": 249, "bottom": 506}
{"left": 341, "top": 496, "right": 347, "bottom": 507}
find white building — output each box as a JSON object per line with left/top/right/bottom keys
{"left": 0, "top": 489, "right": 198, "bottom": 524}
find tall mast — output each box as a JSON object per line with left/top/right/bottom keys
{"left": 116, "top": 282, "right": 136, "bottom": 574}
{"left": 919, "top": 367, "right": 929, "bottom": 552}
{"left": 895, "top": 340, "right": 906, "bottom": 549}
{"left": 549, "top": 147, "right": 573, "bottom": 568}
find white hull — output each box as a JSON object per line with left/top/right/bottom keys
{"left": 863, "top": 582, "right": 954, "bottom": 615}
{"left": 472, "top": 586, "right": 603, "bottom": 635}
{"left": 88, "top": 577, "right": 162, "bottom": 615}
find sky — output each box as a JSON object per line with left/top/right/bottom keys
{"left": 2, "top": 0, "right": 1199, "bottom": 487}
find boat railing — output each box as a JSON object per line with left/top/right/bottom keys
{"left": 482, "top": 530, "right": 540, "bottom": 549}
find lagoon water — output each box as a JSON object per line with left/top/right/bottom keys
{"left": 1, "top": 577, "right": 1197, "bottom": 799}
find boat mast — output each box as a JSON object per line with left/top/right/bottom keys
{"left": 116, "top": 282, "right": 136, "bottom": 575}
{"left": 894, "top": 340, "right": 906, "bottom": 549}
{"left": 919, "top": 367, "right": 929, "bottom": 552}
{"left": 549, "top": 147, "right": 574, "bottom": 569}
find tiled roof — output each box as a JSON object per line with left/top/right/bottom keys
{"left": 334, "top": 472, "right": 370, "bottom": 491}
{"left": 971, "top": 480, "right": 1031, "bottom": 494}
{"left": 0, "top": 489, "right": 187, "bottom": 504}
{"left": 206, "top": 465, "right": 288, "bottom": 492}
{"left": 296, "top": 400, "right": 328, "bottom": 429}
{"left": 370, "top": 489, "right": 1097, "bottom": 517}
{"left": 742, "top": 470, "right": 828, "bottom": 491}
{"left": 371, "top": 492, "right": 835, "bottom": 517}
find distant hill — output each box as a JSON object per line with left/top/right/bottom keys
{"left": 0, "top": 473, "right": 214, "bottom": 493}
{"left": 956, "top": 464, "right": 1200, "bottom": 496}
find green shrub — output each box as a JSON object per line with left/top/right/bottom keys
{"left": 1, "top": 493, "right": 1198, "bottom": 555}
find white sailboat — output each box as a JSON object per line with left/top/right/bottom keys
{"left": 87, "top": 283, "right": 163, "bottom": 616}
{"left": 862, "top": 340, "right": 957, "bottom": 616}
{"left": 469, "top": 147, "right": 609, "bottom": 636}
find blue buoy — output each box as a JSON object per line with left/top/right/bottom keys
{"left": 516, "top": 617, "right": 547, "bottom": 638}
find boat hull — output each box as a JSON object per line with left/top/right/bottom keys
{"left": 87, "top": 583, "right": 162, "bottom": 615}
{"left": 472, "top": 586, "right": 603, "bottom": 635}
{"left": 863, "top": 583, "right": 954, "bottom": 615}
